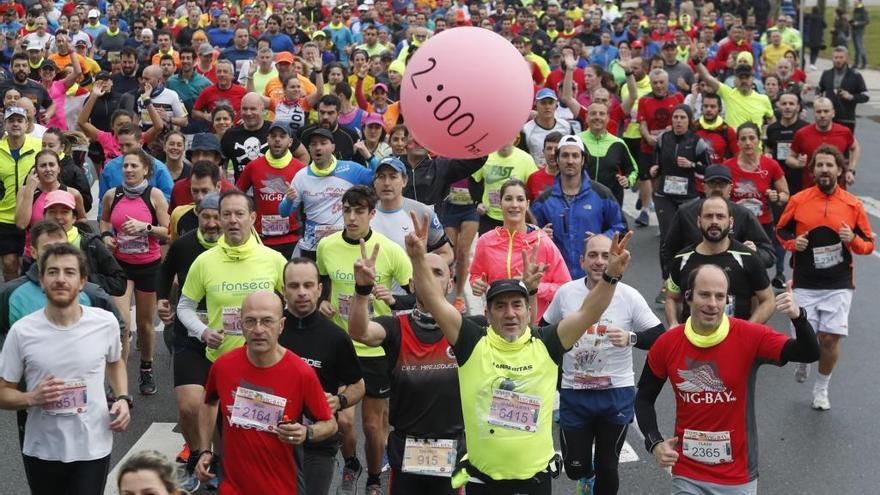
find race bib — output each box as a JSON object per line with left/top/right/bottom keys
{"left": 813, "top": 243, "right": 844, "bottom": 269}
{"left": 738, "top": 198, "right": 764, "bottom": 217}
{"left": 487, "top": 189, "right": 501, "bottom": 208}
{"left": 261, "top": 215, "right": 289, "bottom": 236}
{"left": 402, "top": 438, "right": 457, "bottom": 476}
{"left": 229, "top": 387, "right": 287, "bottom": 432}
{"left": 488, "top": 389, "right": 541, "bottom": 432}
{"left": 222, "top": 307, "right": 243, "bottom": 335}
{"left": 448, "top": 187, "right": 472, "bottom": 205}
{"left": 663, "top": 176, "right": 689, "bottom": 196}
{"left": 571, "top": 374, "right": 612, "bottom": 390}
{"left": 682, "top": 429, "right": 733, "bottom": 465}
{"left": 776, "top": 142, "right": 791, "bottom": 161}
{"left": 314, "top": 225, "right": 341, "bottom": 242}
{"left": 42, "top": 380, "right": 87, "bottom": 415}
{"left": 117, "top": 234, "right": 149, "bottom": 254}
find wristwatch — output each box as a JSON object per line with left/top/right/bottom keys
{"left": 602, "top": 270, "right": 621, "bottom": 284}
{"left": 336, "top": 393, "right": 349, "bottom": 410}
{"left": 305, "top": 425, "right": 314, "bottom": 443}
{"left": 116, "top": 394, "right": 134, "bottom": 410}
{"left": 145, "top": 224, "right": 153, "bottom": 233}
{"left": 629, "top": 332, "right": 638, "bottom": 347}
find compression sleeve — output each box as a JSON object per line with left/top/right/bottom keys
{"left": 634, "top": 323, "right": 666, "bottom": 351}
{"left": 635, "top": 360, "right": 667, "bottom": 453}
{"left": 178, "top": 295, "right": 208, "bottom": 341}
{"left": 779, "top": 309, "right": 820, "bottom": 364}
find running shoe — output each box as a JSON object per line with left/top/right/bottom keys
{"left": 176, "top": 443, "right": 190, "bottom": 463}
{"left": 812, "top": 387, "right": 830, "bottom": 411}
{"left": 180, "top": 471, "right": 200, "bottom": 492}
{"left": 366, "top": 484, "right": 382, "bottom": 495}
{"left": 772, "top": 272, "right": 786, "bottom": 290}
{"left": 453, "top": 297, "right": 466, "bottom": 314}
{"left": 337, "top": 464, "right": 363, "bottom": 495}
{"left": 634, "top": 210, "right": 650, "bottom": 227}
{"left": 575, "top": 476, "right": 595, "bottom": 494}
{"left": 139, "top": 368, "right": 157, "bottom": 395}
{"left": 654, "top": 286, "right": 667, "bottom": 305}
{"left": 795, "top": 363, "right": 810, "bottom": 383}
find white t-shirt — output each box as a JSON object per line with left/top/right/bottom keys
{"left": 0, "top": 306, "right": 122, "bottom": 462}
{"left": 543, "top": 279, "right": 661, "bottom": 389}
{"left": 138, "top": 87, "right": 187, "bottom": 128}
{"left": 372, "top": 197, "right": 445, "bottom": 252}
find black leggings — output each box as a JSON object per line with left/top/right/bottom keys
{"left": 23, "top": 454, "right": 111, "bottom": 495}
{"left": 560, "top": 422, "right": 629, "bottom": 495}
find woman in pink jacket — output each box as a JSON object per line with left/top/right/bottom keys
{"left": 470, "top": 178, "right": 571, "bottom": 320}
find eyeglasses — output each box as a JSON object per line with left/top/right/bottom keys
{"left": 241, "top": 317, "right": 280, "bottom": 329}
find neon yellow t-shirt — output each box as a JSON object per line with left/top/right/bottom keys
{"left": 621, "top": 75, "right": 653, "bottom": 139}
{"left": 316, "top": 230, "right": 413, "bottom": 357}
{"left": 716, "top": 84, "right": 774, "bottom": 130}
{"left": 181, "top": 236, "right": 287, "bottom": 362}
{"left": 762, "top": 43, "right": 792, "bottom": 73}
{"left": 456, "top": 322, "right": 561, "bottom": 480}
{"left": 473, "top": 147, "right": 538, "bottom": 221}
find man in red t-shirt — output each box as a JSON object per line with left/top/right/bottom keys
{"left": 193, "top": 59, "right": 248, "bottom": 120}
{"left": 526, "top": 131, "right": 561, "bottom": 200}
{"left": 237, "top": 121, "right": 306, "bottom": 259}
{"left": 195, "top": 291, "right": 337, "bottom": 494}
{"left": 694, "top": 94, "right": 738, "bottom": 165}
{"left": 788, "top": 97, "right": 860, "bottom": 188}
{"left": 635, "top": 265, "right": 819, "bottom": 492}
{"left": 170, "top": 133, "right": 237, "bottom": 212}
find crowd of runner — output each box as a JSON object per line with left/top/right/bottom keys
{"left": 0, "top": 0, "right": 874, "bottom": 494}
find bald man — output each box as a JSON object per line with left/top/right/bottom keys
{"left": 221, "top": 93, "right": 272, "bottom": 181}
{"left": 137, "top": 64, "right": 189, "bottom": 130}
{"left": 788, "top": 97, "right": 860, "bottom": 187}
{"left": 195, "top": 290, "right": 338, "bottom": 493}
{"left": 17, "top": 98, "right": 47, "bottom": 139}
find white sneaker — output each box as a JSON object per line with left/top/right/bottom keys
{"left": 812, "top": 387, "right": 831, "bottom": 411}
{"left": 794, "top": 363, "right": 810, "bottom": 383}
{"left": 809, "top": 64, "right": 817, "bottom": 71}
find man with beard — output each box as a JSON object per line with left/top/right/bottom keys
{"left": 298, "top": 95, "right": 360, "bottom": 162}
{"left": 788, "top": 97, "right": 860, "bottom": 188}
{"left": 665, "top": 196, "right": 775, "bottom": 326}
{"left": 531, "top": 135, "right": 626, "bottom": 279}
{"left": 776, "top": 145, "right": 874, "bottom": 411}
{"left": 110, "top": 47, "right": 141, "bottom": 99}
{"left": 0, "top": 242, "right": 131, "bottom": 494}
{"left": 661, "top": 165, "right": 774, "bottom": 272}
{"left": 0, "top": 54, "right": 51, "bottom": 113}
{"left": 156, "top": 193, "right": 222, "bottom": 492}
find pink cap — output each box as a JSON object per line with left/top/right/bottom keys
{"left": 363, "top": 112, "right": 385, "bottom": 127}
{"left": 43, "top": 190, "right": 76, "bottom": 211}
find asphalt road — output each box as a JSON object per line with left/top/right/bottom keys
{"left": 2, "top": 117, "right": 879, "bottom": 494}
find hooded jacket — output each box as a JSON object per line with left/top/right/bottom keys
{"left": 469, "top": 225, "right": 571, "bottom": 319}
{"left": 531, "top": 174, "right": 627, "bottom": 279}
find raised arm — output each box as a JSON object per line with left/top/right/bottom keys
{"left": 349, "top": 240, "right": 390, "bottom": 347}
{"left": 694, "top": 59, "right": 720, "bottom": 93}
{"left": 405, "top": 212, "right": 462, "bottom": 344}
{"left": 560, "top": 54, "right": 583, "bottom": 115}
{"left": 77, "top": 84, "right": 105, "bottom": 141}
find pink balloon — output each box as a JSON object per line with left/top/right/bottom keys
{"left": 401, "top": 27, "right": 534, "bottom": 159}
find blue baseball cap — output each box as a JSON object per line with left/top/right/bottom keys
{"left": 373, "top": 156, "right": 406, "bottom": 174}
{"left": 535, "top": 88, "right": 558, "bottom": 101}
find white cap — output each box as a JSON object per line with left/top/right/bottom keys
{"left": 558, "top": 134, "right": 585, "bottom": 153}
{"left": 141, "top": 28, "right": 153, "bottom": 38}
{"left": 26, "top": 39, "right": 43, "bottom": 51}
{"left": 88, "top": 8, "right": 100, "bottom": 18}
